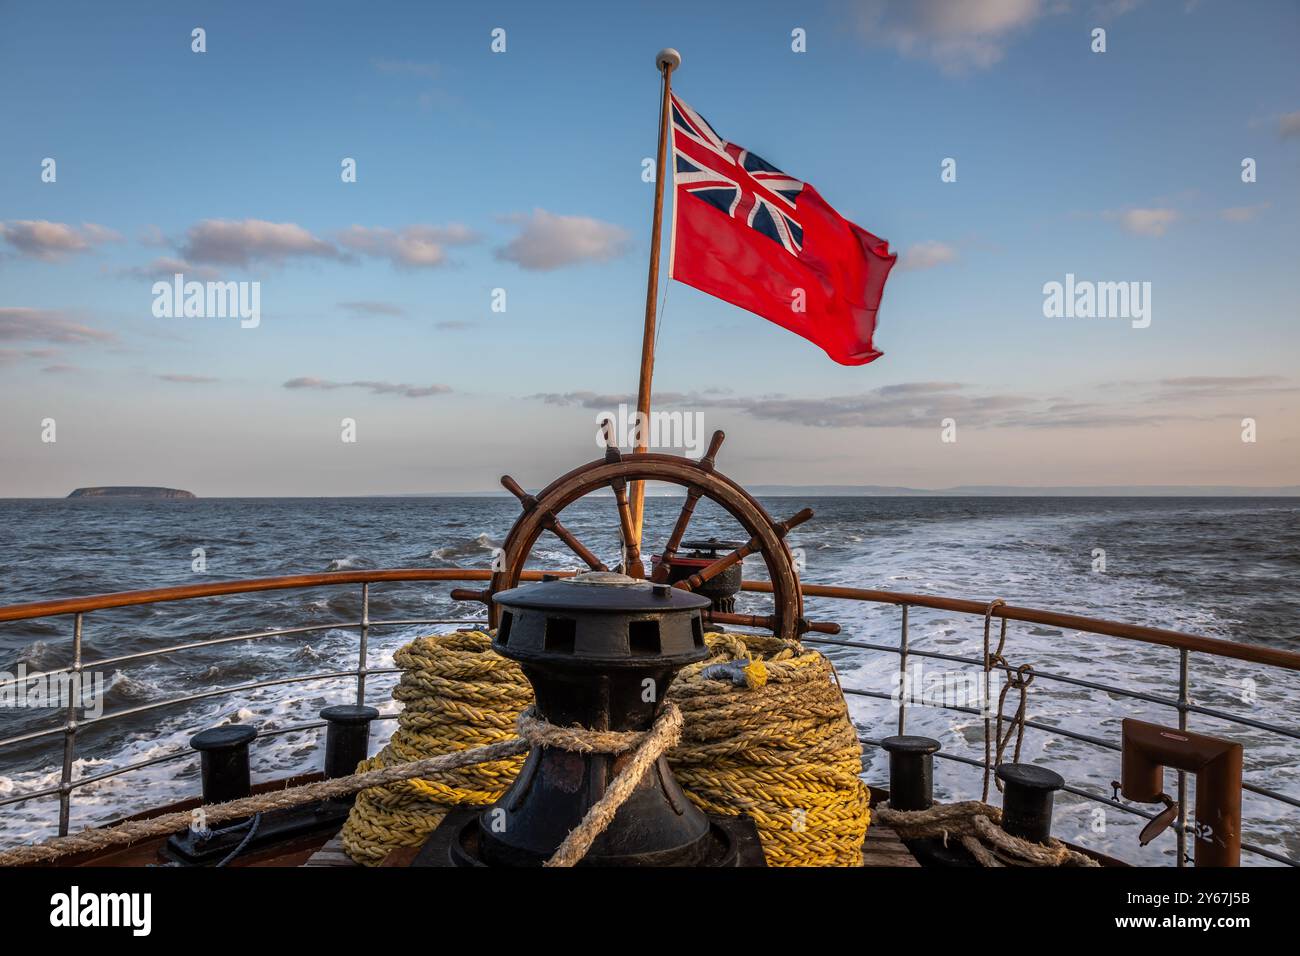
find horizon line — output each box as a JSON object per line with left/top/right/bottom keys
{"left": 6, "top": 484, "right": 1299, "bottom": 501}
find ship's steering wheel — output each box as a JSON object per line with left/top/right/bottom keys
{"left": 451, "top": 427, "right": 838, "bottom": 641}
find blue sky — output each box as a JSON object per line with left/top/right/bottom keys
{"left": 1, "top": 0, "right": 1297, "bottom": 495}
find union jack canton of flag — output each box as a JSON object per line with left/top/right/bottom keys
{"left": 670, "top": 95, "right": 805, "bottom": 256}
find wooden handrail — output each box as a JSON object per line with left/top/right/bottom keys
{"left": 0, "top": 569, "right": 574, "bottom": 623}
{"left": 741, "top": 580, "right": 1300, "bottom": 671}
{"left": 0, "top": 567, "right": 1294, "bottom": 672}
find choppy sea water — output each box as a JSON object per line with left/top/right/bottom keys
{"left": 0, "top": 495, "right": 1296, "bottom": 864}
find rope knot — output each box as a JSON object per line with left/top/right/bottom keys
{"left": 530, "top": 702, "right": 685, "bottom": 868}
{"left": 515, "top": 703, "right": 683, "bottom": 756}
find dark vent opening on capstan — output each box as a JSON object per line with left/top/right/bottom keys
{"left": 628, "top": 619, "right": 661, "bottom": 656}
{"left": 498, "top": 611, "right": 513, "bottom": 646}
{"left": 691, "top": 616, "right": 705, "bottom": 648}
{"left": 544, "top": 617, "right": 577, "bottom": 654}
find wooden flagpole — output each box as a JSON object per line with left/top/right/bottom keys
{"left": 628, "top": 48, "right": 679, "bottom": 562}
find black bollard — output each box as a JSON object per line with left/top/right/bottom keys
{"left": 190, "top": 724, "right": 257, "bottom": 805}
{"left": 996, "top": 763, "right": 1064, "bottom": 844}
{"left": 320, "top": 704, "right": 380, "bottom": 780}
{"left": 881, "top": 736, "right": 941, "bottom": 811}
{"left": 164, "top": 717, "right": 365, "bottom": 865}
{"left": 880, "top": 735, "right": 980, "bottom": 867}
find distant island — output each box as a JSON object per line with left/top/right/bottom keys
{"left": 67, "top": 487, "right": 196, "bottom": 499}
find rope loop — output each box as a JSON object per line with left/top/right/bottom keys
{"left": 979, "top": 599, "right": 1035, "bottom": 799}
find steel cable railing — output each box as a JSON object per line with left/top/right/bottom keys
{"left": 799, "top": 595, "right": 1300, "bottom": 867}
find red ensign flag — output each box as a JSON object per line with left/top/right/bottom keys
{"left": 668, "top": 93, "right": 896, "bottom": 365}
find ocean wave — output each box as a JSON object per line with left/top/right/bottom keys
{"left": 102, "top": 670, "right": 160, "bottom": 705}
{"left": 429, "top": 532, "right": 499, "bottom": 562}
{"left": 7, "top": 640, "right": 61, "bottom": 672}
{"left": 325, "top": 555, "right": 371, "bottom": 571}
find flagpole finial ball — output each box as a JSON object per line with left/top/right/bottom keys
{"left": 656, "top": 48, "right": 681, "bottom": 73}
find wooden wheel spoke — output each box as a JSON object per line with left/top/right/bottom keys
{"left": 673, "top": 539, "right": 756, "bottom": 592}
{"left": 649, "top": 431, "right": 726, "bottom": 583}
{"left": 610, "top": 478, "right": 645, "bottom": 578}
{"left": 697, "top": 429, "right": 725, "bottom": 470}
{"left": 600, "top": 419, "right": 640, "bottom": 573}
{"left": 544, "top": 516, "right": 607, "bottom": 572}
{"left": 500, "top": 475, "right": 606, "bottom": 572}
{"left": 650, "top": 487, "right": 703, "bottom": 583}
{"left": 674, "top": 507, "right": 812, "bottom": 592}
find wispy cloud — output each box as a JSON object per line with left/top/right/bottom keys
{"left": 339, "top": 300, "right": 407, "bottom": 317}
{"left": 157, "top": 373, "right": 219, "bottom": 384}
{"left": 0, "top": 220, "right": 123, "bottom": 261}
{"left": 117, "top": 256, "right": 221, "bottom": 281}
{"left": 851, "top": 0, "right": 1050, "bottom": 74}
{"left": 373, "top": 57, "right": 466, "bottom": 114}
{"left": 0, "top": 307, "right": 116, "bottom": 345}
{"left": 529, "top": 375, "right": 1295, "bottom": 431}
{"left": 1220, "top": 203, "right": 1269, "bottom": 223}
{"left": 139, "top": 225, "right": 169, "bottom": 247}
{"left": 1160, "top": 376, "right": 1283, "bottom": 388}
{"left": 496, "top": 209, "right": 631, "bottom": 271}
{"left": 1149, "top": 375, "right": 1295, "bottom": 402}
{"left": 283, "top": 376, "right": 452, "bottom": 398}
{"left": 1110, "top": 207, "right": 1179, "bottom": 237}
{"left": 163, "top": 219, "right": 478, "bottom": 271}
{"left": 899, "top": 240, "right": 958, "bottom": 271}
{"left": 529, "top": 390, "right": 700, "bottom": 410}
{"left": 532, "top": 385, "right": 1036, "bottom": 427}
{"left": 335, "top": 224, "right": 479, "bottom": 269}
{"left": 180, "top": 219, "right": 340, "bottom": 267}
{"left": 0, "top": 346, "right": 59, "bottom": 366}
{"left": 1278, "top": 110, "right": 1300, "bottom": 139}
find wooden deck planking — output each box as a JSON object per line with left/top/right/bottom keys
{"left": 862, "top": 822, "right": 920, "bottom": 867}
{"left": 302, "top": 832, "right": 359, "bottom": 867}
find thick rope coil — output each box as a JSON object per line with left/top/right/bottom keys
{"left": 874, "top": 800, "right": 1099, "bottom": 867}
{"left": 667, "top": 631, "right": 872, "bottom": 867}
{"left": 340, "top": 630, "right": 531, "bottom": 864}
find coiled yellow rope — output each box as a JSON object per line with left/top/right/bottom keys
{"left": 340, "top": 628, "right": 870, "bottom": 867}
{"left": 668, "top": 631, "right": 871, "bottom": 867}
{"left": 339, "top": 631, "right": 530, "bottom": 865}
